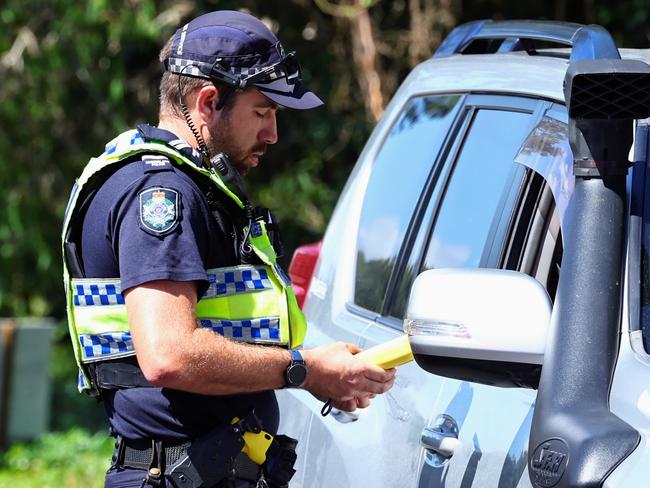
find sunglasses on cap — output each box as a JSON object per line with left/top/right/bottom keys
{"left": 204, "top": 47, "right": 303, "bottom": 90}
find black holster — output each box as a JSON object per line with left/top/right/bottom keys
{"left": 164, "top": 432, "right": 299, "bottom": 488}
{"left": 263, "top": 434, "right": 299, "bottom": 488}
{"left": 165, "top": 422, "right": 244, "bottom": 488}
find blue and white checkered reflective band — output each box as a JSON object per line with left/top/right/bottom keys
{"left": 78, "top": 370, "right": 91, "bottom": 390}
{"left": 79, "top": 332, "right": 133, "bottom": 361}
{"left": 167, "top": 57, "right": 287, "bottom": 82}
{"left": 203, "top": 266, "right": 272, "bottom": 299}
{"left": 72, "top": 280, "right": 124, "bottom": 306}
{"left": 104, "top": 130, "right": 144, "bottom": 155}
{"left": 198, "top": 317, "right": 281, "bottom": 342}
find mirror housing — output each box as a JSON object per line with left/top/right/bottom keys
{"left": 405, "top": 268, "right": 551, "bottom": 388}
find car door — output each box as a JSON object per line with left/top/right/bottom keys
{"left": 287, "top": 93, "right": 468, "bottom": 488}
{"left": 281, "top": 94, "right": 570, "bottom": 487}
{"left": 414, "top": 102, "right": 571, "bottom": 488}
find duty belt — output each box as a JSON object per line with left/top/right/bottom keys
{"left": 114, "top": 437, "right": 263, "bottom": 485}
{"left": 112, "top": 412, "right": 297, "bottom": 488}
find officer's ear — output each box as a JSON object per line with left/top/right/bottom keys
{"left": 195, "top": 85, "right": 220, "bottom": 124}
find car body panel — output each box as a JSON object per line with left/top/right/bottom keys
{"left": 605, "top": 126, "right": 650, "bottom": 487}
{"left": 278, "top": 48, "right": 650, "bottom": 487}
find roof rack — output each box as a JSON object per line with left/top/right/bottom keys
{"left": 434, "top": 20, "right": 620, "bottom": 62}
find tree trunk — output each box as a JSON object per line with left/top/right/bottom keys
{"left": 409, "top": 0, "right": 456, "bottom": 67}
{"left": 349, "top": 2, "right": 384, "bottom": 122}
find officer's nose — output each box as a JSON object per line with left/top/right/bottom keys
{"left": 260, "top": 111, "right": 278, "bottom": 145}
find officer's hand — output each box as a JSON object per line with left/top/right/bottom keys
{"left": 301, "top": 342, "right": 395, "bottom": 404}
{"left": 331, "top": 395, "right": 375, "bottom": 412}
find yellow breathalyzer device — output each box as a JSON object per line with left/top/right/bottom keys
{"left": 355, "top": 335, "right": 414, "bottom": 369}
{"left": 320, "top": 335, "right": 415, "bottom": 417}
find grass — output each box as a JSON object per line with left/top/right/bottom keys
{"left": 0, "top": 321, "right": 116, "bottom": 487}
{"left": 0, "top": 428, "right": 114, "bottom": 488}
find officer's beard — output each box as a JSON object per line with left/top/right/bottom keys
{"left": 206, "top": 109, "right": 265, "bottom": 176}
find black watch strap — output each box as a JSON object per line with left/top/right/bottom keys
{"left": 284, "top": 349, "right": 308, "bottom": 388}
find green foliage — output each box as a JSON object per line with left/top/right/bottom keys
{"left": 0, "top": 0, "right": 374, "bottom": 316}
{"left": 0, "top": 428, "right": 113, "bottom": 488}
{"left": 0, "top": 0, "right": 166, "bottom": 317}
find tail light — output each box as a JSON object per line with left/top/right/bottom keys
{"left": 288, "top": 241, "right": 322, "bottom": 309}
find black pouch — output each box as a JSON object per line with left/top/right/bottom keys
{"left": 263, "top": 434, "right": 298, "bottom": 487}
{"left": 166, "top": 422, "right": 245, "bottom": 488}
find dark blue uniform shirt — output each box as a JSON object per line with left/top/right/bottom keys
{"left": 80, "top": 124, "right": 279, "bottom": 440}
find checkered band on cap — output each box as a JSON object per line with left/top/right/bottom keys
{"left": 167, "top": 56, "right": 288, "bottom": 83}
{"left": 79, "top": 332, "right": 133, "bottom": 361}
{"left": 202, "top": 266, "right": 272, "bottom": 299}
{"left": 166, "top": 57, "right": 212, "bottom": 79}
{"left": 199, "top": 317, "right": 281, "bottom": 343}
{"left": 73, "top": 280, "right": 125, "bottom": 307}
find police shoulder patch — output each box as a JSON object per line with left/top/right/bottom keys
{"left": 138, "top": 187, "right": 180, "bottom": 236}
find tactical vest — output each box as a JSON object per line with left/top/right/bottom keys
{"left": 62, "top": 129, "right": 307, "bottom": 395}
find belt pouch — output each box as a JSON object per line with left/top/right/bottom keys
{"left": 263, "top": 434, "right": 299, "bottom": 487}
{"left": 166, "top": 423, "right": 245, "bottom": 488}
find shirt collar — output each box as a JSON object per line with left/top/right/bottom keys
{"left": 136, "top": 124, "right": 205, "bottom": 167}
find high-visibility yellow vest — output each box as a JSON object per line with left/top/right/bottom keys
{"left": 62, "top": 129, "right": 307, "bottom": 394}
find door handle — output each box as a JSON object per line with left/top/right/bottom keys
{"left": 420, "top": 414, "right": 461, "bottom": 460}
{"left": 421, "top": 427, "right": 461, "bottom": 457}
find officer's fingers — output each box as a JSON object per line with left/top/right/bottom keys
{"left": 333, "top": 398, "right": 357, "bottom": 412}
{"left": 353, "top": 379, "right": 388, "bottom": 397}
{"left": 360, "top": 363, "right": 396, "bottom": 384}
{"left": 355, "top": 396, "right": 371, "bottom": 409}
{"left": 359, "top": 371, "right": 397, "bottom": 395}
{"left": 382, "top": 369, "right": 397, "bottom": 388}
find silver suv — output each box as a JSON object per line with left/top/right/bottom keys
{"left": 278, "top": 20, "right": 650, "bottom": 488}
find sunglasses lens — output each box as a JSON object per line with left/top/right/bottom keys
{"left": 282, "top": 52, "right": 302, "bottom": 84}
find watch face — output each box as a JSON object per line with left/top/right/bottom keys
{"left": 287, "top": 363, "right": 307, "bottom": 387}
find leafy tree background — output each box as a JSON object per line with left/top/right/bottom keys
{"left": 0, "top": 0, "right": 648, "bottom": 484}
{"left": 0, "top": 0, "right": 648, "bottom": 320}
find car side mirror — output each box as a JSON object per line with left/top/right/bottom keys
{"left": 405, "top": 268, "right": 551, "bottom": 389}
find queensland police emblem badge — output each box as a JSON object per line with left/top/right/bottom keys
{"left": 138, "top": 187, "right": 180, "bottom": 236}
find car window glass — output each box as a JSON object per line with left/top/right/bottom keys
{"left": 420, "top": 109, "right": 533, "bottom": 272}
{"left": 514, "top": 115, "right": 574, "bottom": 235}
{"left": 389, "top": 108, "right": 535, "bottom": 318}
{"left": 354, "top": 95, "right": 461, "bottom": 313}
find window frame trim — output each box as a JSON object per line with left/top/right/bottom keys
{"left": 630, "top": 122, "right": 648, "bottom": 339}
{"left": 378, "top": 100, "right": 472, "bottom": 317}
{"left": 349, "top": 92, "right": 467, "bottom": 318}
{"left": 382, "top": 95, "right": 545, "bottom": 325}
{"left": 348, "top": 93, "right": 562, "bottom": 328}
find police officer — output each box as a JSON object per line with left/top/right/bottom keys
{"left": 62, "top": 10, "right": 395, "bottom": 488}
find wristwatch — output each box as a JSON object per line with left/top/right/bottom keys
{"left": 284, "top": 349, "right": 308, "bottom": 388}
